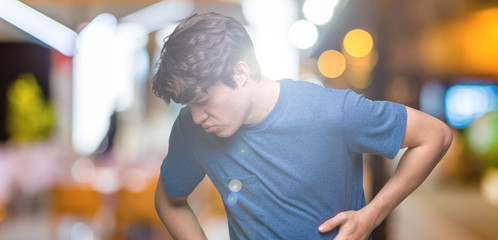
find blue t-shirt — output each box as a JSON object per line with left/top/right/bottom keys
{"left": 161, "top": 79, "right": 407, "bottom": 239}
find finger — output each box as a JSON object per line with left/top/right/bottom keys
{"left": 318, "top": 212, "right": 347, "bottom": 233}
{"left": 332, "top": 224, "right": 354, "bottom": 240}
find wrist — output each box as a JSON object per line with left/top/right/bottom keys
{"left": 360, "top": 201, "right": 386, "bottom": 229}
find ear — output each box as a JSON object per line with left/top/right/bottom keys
{"left": 232, "top": 61, "right": 251, "bottom": 86}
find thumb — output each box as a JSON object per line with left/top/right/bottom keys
{"left": 318, "top": 212, "right": 347, "bottom": 233}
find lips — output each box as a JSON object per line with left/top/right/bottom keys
{"left": 203, "top": 125, "right": 216, "bottom": 133}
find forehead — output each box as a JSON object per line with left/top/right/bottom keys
{"left": 188, "top": 83, "right": 217, "bottom": 104}
{"left": 189, "top": 80, "right": 227, "bottom": 103}
{"left": 190, "top": 91, "right": 209, "bottom": 103}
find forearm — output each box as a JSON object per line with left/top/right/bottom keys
{"left": 155, "top": 179, "right": 207, "bottom": 240}
{"left": 363, "top": 129, "right": 452, "bottom": 227}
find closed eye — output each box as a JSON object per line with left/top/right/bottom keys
{"left": 189, "top": 96, "right": 210, "bottom": 107}
{"left": 198, "top": 98, "right": 210, "bottom": 105}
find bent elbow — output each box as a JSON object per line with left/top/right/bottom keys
{"left": 440, "top": 122, "right": 453, "bottom": 153}
{"left": 154, "top": 189, "right": 161, "bottom": 214}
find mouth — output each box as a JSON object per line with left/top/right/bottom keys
{"left": 203, "top": 125, "right": 216, "bottom": 133}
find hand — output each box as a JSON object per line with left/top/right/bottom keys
{"left": 318, "top": 210, "right": 374, "bottom": 240}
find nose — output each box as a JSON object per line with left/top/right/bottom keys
{"left": 190, "top": 106, "right": 208, "bottom": 124}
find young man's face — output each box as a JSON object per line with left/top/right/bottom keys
{"left": 187, "top": 80, "right": 252, "bottom": 138}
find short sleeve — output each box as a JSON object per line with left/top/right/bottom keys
{"left": 160, "top": 115, "right": 205, "bottom": 197}
{"left": 341, "top": 90, "right": 406, "bottom": 159}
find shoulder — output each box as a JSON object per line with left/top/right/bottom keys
{"left": 276, "top": 79, "right": 356, "bottom": 120}
{"left": 172, "top": 107, "right": 201, "bottom": 138}
{"left": 280, "top": 78, "right": 349, "bottom": 99}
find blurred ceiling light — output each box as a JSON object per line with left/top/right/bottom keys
{"left": 76, "top": 13, "right": 117, "bottom": 50}
{"left": 289, "top": 20, "right": 318, "bottom": 49}
{"left": 317, "top": 49, "right": 346, "bottom": 78}
{"left": 72, "top": 13, "right": 118, "bottom": 156}
{"left": 303, "top": 0, "right": 340, "bottom": 25}
{"left": 242, "top": 0, "right": 296, "bottom": 27}
{"left": 242, "top": 0, "right": 299, "bottom": 80}
{"left": 343, "top": 29, "right": 373, "bottom": 58}
{"left": 114, "top": 23, "right": 148, "bottom": 51}
{"left": 155, "top": 23, "right": 179, "bottom": 47}
{"left": 120, "top": 0, "right": 194, "bottom": 33}
{"left": 112, "top": 23, "right": 149, "bottom": 112}
{"left": 0, "top": 0, "right": 77, "bottom": 56}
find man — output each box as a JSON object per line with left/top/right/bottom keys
{"left": 153, "top": 12, "right": 452, "bottom": 239}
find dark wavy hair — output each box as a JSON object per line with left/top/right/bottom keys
{"left": 152, "top": 12, "right": 261, "bottom": 104}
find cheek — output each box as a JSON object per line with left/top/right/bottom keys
{"left": 215, "top": 99, "right": 244, "bottom": 123}
{"left": 212, "top": 87, "right": 249, "bottom": 122}
{"left": 228, "top": 95, "right": 249, "bottom": 116}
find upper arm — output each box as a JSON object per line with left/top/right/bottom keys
{"left": 155, "top": 178, "right": 188, "bottom": 210}
{"left": 341, "top": 90, "right": 407, "bottom": 159}
{"left": 162, "top": 113, "right": 206, "bottom": 198}
{"left": 400, "top": 106, "right": 453, "bottom": 149}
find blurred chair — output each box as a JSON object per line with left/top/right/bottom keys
{"left": 51, "top": 184, "right": 102, "bottom": 217}
{"left": 49, "top": 184, "right": 104, "bottom": 239}
{"left": 113, "top": 178, "right": 172, "bottom": 240}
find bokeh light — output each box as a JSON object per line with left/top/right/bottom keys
{"left": 343, "top": 29, "right": 373, "bottom": 58}
{"left": 242, "top": 0, "right": 296, "bottom": 27}
{"left": 421, "top": 8, "right": 498, "bottom": 78}
{"left": 460, "top": 8, "right": 498, "bottom": 77}
{"left": 445, "top": 84, "right": 498, "bottom": 129}
{"left": 154, "top": 23, "right": 179, "bottom": 47}
{"left": 224, "top": 192, "right": 240, "bottom": 207}
{"left": 229, "top": 179, "right": 242, "bottom": 193}
{"left": 73, "top": 13, "right": 118, "bottom": 156}
{"left": 71, "top": 157, "right": 96, "bottom": 184}
{"left": 0, "top": 0, "right": 77, "bottom": 56}
{"left": 481, "top": 168, "right": 498, "bottom": 207}
{"left": 122, "top": 168, "right": 149, "bottom": 193}
{"left": 343, "top": 47, "right": 378, "bottom": 89}
{"left": 289, "top": 20, "right": 318, "bottom": 49}
{"left": 466, "top": 111, "right": 498, "bottom": 165}
{"left": 91, "top": 168, "right": 120, "bottom": 194}
{"left": 6, "top": 73, "right": 54, "bottom": 141}
{"left": 242, "top": 0, "right": 299, "bottom": 80}
{"left": 302, "top": 0, "right": 340, "bottom": 25}
{"left": 317, "top": 50, "right": 346, "bottom": 78}
{"left": 70, "top": 222, "right": 95, "bottom": 240}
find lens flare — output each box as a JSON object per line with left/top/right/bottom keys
{"left": 224, "top": 192, "right": 240, "bottom": 207}
{"left": 229, "top": 179, "right": 242, "bottom": 192}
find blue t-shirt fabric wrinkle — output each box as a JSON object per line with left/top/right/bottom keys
{"left": 160, "top": 79, "right": 407, "bottom": 239}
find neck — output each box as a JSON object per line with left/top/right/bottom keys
{"left": 243, "top": 76, "right": 280, "bottom": 125}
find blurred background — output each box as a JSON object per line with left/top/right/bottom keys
{"left": 0, "top": 0, "right": 497, "bottom": 239}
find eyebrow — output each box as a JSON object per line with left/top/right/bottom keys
{"left": 190, "top": 94, "right": 210, "bottom": 104}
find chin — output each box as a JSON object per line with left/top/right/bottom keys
{"left": 215, "top": 129, "right": 236, "bottom": 138}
